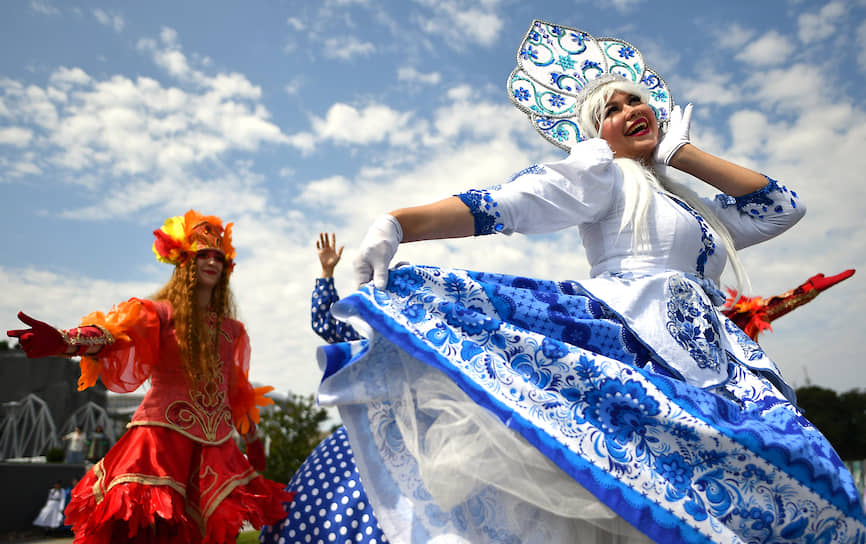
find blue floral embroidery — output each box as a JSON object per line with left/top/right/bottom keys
{"left": 714, "top": 177, "right": 800, "bottom": 219}
{"left": 651, "top": 89, "right": 667, "bottom": 102}
{"left": 724, "top": 319, "right": 764, "bottom": 362}
{"left": 439, "top": 302, "right": 501, "bottom": 335}
{"left": 512, "top": 87, "right": 529, "bottom": 102}
{"left": 387, "top": 266, "right": 425, "bottom": 296}
{"left": 556, "top": 55, "right": 575, "bottom": 70}
{"left": 458, "top": 166, "right": 546, "bottom": 235}
{"left": 655, "top": 452, "right": 694, "bottom": 492}
{"left": 584, "top": 378, "right": 660, "bottom": 444}
{"left": 569, "top": 32, "right": 587, "bottom": 47}
{"left": 330, "top": 265, "right": 866, "bottom": 543}
{"left": 618, "top": 45, "right": 636, "bottom": 59}
{"left": 548, "top": 93, "right": 566, "bottom": 108}
{"left": 665, "top": 275, "right": 725, "bottom": 370}
{"left": 669, "top": 197, "right": 716, "bottom": 278}
{"left": 548, "top": 72, "right": 572, "bottom": 92}
{"left": 457, "top": 189, "right": 502, "bottom": 235}
{"left": 402, "top": 303, "right": 426, "bottom": 323}
{"left": 541, "top": 337, "right": 569, "bottom": 360}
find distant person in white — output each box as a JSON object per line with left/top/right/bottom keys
{"left": 33, "top": 480, "right": 66, "bottom": 531}
{"left": 62, "top": 425, "right": 85, "bottom": 463}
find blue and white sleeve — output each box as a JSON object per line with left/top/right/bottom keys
{"left": 707, "top": 176, "right": 806, "bottom": 250}
{"left": 311, "top": 278, "right": 362, "bottom": 343}
{"left": 456, "top": 138, "right": 620, "bottom": 236}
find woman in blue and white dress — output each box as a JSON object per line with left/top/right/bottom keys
{"left": 317, "top": 24, "right": 864, "bottom": 544}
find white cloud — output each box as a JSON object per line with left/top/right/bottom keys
{"left": 322, "top": 36, "right": 376, "bottom": 60}
{"left": 725, "top": 109, "right": 773, "bottom": 158}
{"left": 734, "top": 30, "right": 795, "bottom": 66}
{"left": 0, "top": 126, "right": 33, "bottom": 146}
{"left": 0, "top": 30, "right": 287, "bottom": 199}
{"left": 287, "top": 131, "right": 317, "bottom": 154}
{"left": 411, "top": 0, "right": 505, "bottom": 48}
{"left": 677, "top": 72, "right": 741, "bottom": 106}
{"left": 287, "top": 17, "right": 304, "bottom": 31}
{"left": 29, "top": 0, "right": 59, "bottom": 16}
{"left": 284, "top": 77, "right": 303, "bottom": 95}
{"left": 714, "top": 23, "right": 755, "bottom": 50}
{"left": 0, "top": 81, "right": 59, "bottom": 131}
{"left": 608, "top": 0, "right": 647, "bottom": 13}
{"left": 797, "top": 2, "right": 846, "bottom": 44}
{"left": 49, "top": 66, "right": 91, "bottom": 88}
{"left": 93, "top": 8, "right": 125, "bottom": 33}
{"left": 743, "top": 63, "right": 827, "bottom": 109}
{"left": 305, "top": 102, "right": 419, "bottom": 147}
{"left": 397, "top": 67, "right": 442, "bottom": 86}
{"left": 296, "top": 175, "right": 354, "bottom": 206}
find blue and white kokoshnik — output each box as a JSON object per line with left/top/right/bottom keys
{"left": 508, "top": 20, "right": 674, "bottom": 150}
{"left": 319, "top": 266, "right": 866, "bottom": 543}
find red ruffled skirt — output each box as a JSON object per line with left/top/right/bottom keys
{"left": 64, "top": 426, "right": 294, "bottom": 544}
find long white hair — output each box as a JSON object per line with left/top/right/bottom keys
{"left": 578, "top": 79, "right": 750, "bottom": 292}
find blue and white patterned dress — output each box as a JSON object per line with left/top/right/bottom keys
{"left": 317, "top": 138, "right": 864, "bottom": 543}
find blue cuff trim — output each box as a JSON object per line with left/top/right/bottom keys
{"left": 457, "top": 189, "right": 504, "bottom": 236}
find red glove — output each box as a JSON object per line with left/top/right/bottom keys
{"left": 804, "top": 269, "right": 855, "bottom": 292}
{"left": 6, "top": 312, "right": 67, "bottom": 358}
{"left": 246, "top": 438, "right": 266, "bottom": 472}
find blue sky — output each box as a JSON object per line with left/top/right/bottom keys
{"left": 2, "top": 0, "right": 864, "bottom": 405}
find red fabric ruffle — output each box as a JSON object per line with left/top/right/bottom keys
{"left": 64, "top": 426, "right": 293, "bottom": 544}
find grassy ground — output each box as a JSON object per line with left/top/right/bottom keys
{"left": 237, "top": 530, "right": 260, "bottom": 543}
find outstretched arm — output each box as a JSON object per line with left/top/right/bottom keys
{"left": 354, "top": 197, "right": 474, "bottom": 288}
{"left": 7, "top": 312, "right": 111, "bottom": 357}
{"left": 390, "top": 196, "right": 475, "bottom": 242}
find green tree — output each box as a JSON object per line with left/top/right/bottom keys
{"left": 257, "top": 392, "right": 335, "bottom": 483}
{"left": 796, "top": 386, "right": 866, "bottom": 461}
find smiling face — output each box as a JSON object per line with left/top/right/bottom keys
{"left": 598, "top": 90, "right": 659, "bottom": 162}
{"left": 195, "top": 249, "right": 225, "bottom": 290}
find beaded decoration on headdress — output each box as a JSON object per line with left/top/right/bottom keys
{"left": 152, "top": 209, "right": 236, "bottom": 271}
{"left": 508, "top": 20, "right": 675, "bottom": 151}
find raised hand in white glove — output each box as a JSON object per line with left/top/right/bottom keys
{"left": 654, "top": 103, "right": 693, "bottom": 167}
{"left": 354, "top": 214, "right": 403, "bottom": 289}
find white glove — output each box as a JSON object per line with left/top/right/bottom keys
{"left": 654, "top": 103, "right": 693, "bottom": 166}
{"left": 354, "top": 214, "right": 403, "bottom": 289}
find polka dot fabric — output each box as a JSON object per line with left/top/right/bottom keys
{"left": 311, "top": 278, "right": 361, "bottom": 344}
{"left": 259, "top": 426, "right": 388, "bottom": 544}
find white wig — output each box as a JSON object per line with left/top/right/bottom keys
{"left": 577, "top": 79, "right": 750, "bottom": 293}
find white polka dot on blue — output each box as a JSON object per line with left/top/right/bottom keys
{"left": 259, "top": 426, "right": 387, "bottom": 544}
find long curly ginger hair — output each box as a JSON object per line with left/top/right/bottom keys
{"left": 152, "top": 258, "right": 237, "bottom": 384}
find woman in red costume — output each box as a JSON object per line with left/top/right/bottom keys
{"left": 7, "top": 210, "right": 293, "bottom": 543}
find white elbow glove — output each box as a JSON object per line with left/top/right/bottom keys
{"left": 654, "top": 103, "right": 693, "bottom": 167}
{"left": 353, "top": 214, "right": 403, "bottom": 289}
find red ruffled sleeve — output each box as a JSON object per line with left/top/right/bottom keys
{"left": 227, "top": 323, "right": 274, "bottom": 435}
{"left": 77, "top": 298, "right": 161, "bottom": 393}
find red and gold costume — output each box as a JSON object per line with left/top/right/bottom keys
{"left": 5, "top": 210, "right": 294, "bottom": 542}
{"left": 63, "top": 297, "right": 292, "bottom": 543}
